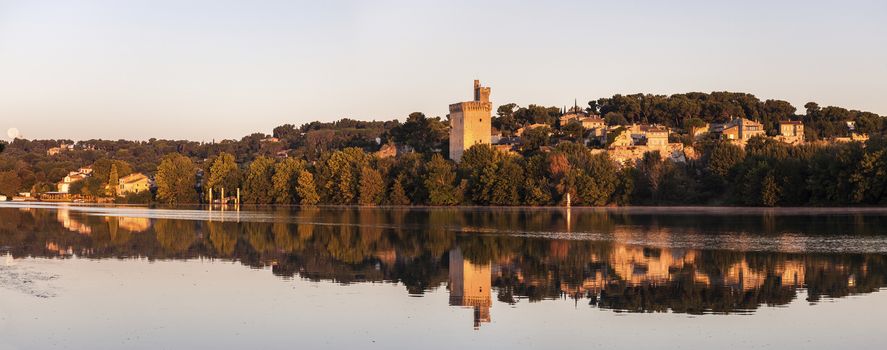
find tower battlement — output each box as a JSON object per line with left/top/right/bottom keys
{"left": 449, "top": 101, "right": 493, "bottom": 113}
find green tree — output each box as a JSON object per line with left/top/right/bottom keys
{"left": 272, "top": 158, "right": 305, "bottom": 204}
{"left": 388, "top": 174, "right": 411, "bottom": 205}
{"left": 358, "top": 166, "right": 384, "bottom": 206}
{"left": 489, "top": 157, "right": 524, "bottom": 205}
{"left": 207, "top": 152, "right": 241, "bottom": 196}
{"left": 459, "top": 144, "right": 501, "bottom": 204}
{"left": 522, "top": 154, "right": 552, "bottom": 205}
{"left": 155, "top": 153, "right": 198, "bottom": 204}
{"left": 561, "top": 121, "right": 585, "bottom": 140}
{"left": 243, "top": 156, "right": 276, "bottom": 204}
{"left": 579, "top": 153, "right": 619, "bottom": 205}
{"left": 424, "top": 153, "right": 458, "bottom": 205}
{"left": 316, "top": 147, "right": 370, "bottom": 204}
{"left": 108, "top": 163, "right": 119, "bottom": 197}
{"left": 296, "top": 170, "right": 319, "bottom": 205}
{"left": 388, "top": 112, "right": 449, "bottom": 153}
{"left": 520, "top": 126, "right": 551, "bottom": 153}
{"left": 494, "top": 103, "right": 519, "bottom": 136}
{"left": 706, "top": 141, "right": 745, "bottom": 179}
{"left": 0, "top": 171, "right": 21, "bottom": 197}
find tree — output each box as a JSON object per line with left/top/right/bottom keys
{"left": 0, "top": 171, "right": 21, "bottom": 197}
{"left": 520, "top": 126, "right": 551, "bottom": 152}
{"left": 459, "top": 144, "right": 501, "bottom": 204}
{"left": 388, "top": 112, "right": 448, "bottom": 153}
{"left": 489, "top": 157, "right": 523, "bottom": 205}
{"left": 243, "top": 156, "right": 276, "bottom": 204}
{"left": 706, "top": 141, "right": 745, "bottom": 178}
{"left": 272, "top": 158, "right": 305, "bottom": 204}
{"left": 522, "top": 154, "right": 552, "bottom": 205}
{"left": 580, "top": 153, "right": 619, "bottom": 205}
{"left": 155, "top": 153, "right": 198, "bottom": 204}
{"left": 91, "top": 159, "right": 133, "bottom": 186}
{"left": 295, "top": 170, "right": 319, "bottom": 205}
{"left": 561, "top": 121, "right": 585, "bottom": 140}
{"left": 389, "top": 174, "right": 411, "bottom": 205}
{"left": 207, "top": 152, "right": 241, "bottom": 195}
{"left": 424, "top": 154, "right": 458, "bottom": 205}
{"left": 316, "top": 147, "right": 370, "bottom": 204}
{"left": 358, "top": 166, "right": 384, "bottom": 206}
{"left": 761, "top": 173, "right": 781, "bottom": 207}
{"left": 108, "top": 164, "right": 119, "bottom": 197}
{"left": 494, "top": 103, "right": 519, "bottom": 136}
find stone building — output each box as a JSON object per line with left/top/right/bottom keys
{"left": 714, "top": 117, "right": 765, "bottom": 145}
{"left": 776, "top": 120, "right": 805, "bottom": 145}
{"left": 117, "top": 173, "right": 152, "bottom": 196}
{"left": 449, "top": 80, "right": 492, "bottom": 162}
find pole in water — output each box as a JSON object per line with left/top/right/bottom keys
{"left": 236, "top": 188, "right": 241, "bottom": 207}
{"left": 208, "top": 188, "right": 213, "bottom": 209}
{"left": 221, "top": 187, "right": 225, "bottom": 206}
{"left": 566, "top": 193, "right": 571, "bottom": 208}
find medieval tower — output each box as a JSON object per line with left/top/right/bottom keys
{"left": 449, "top": 80, "right": 492, "bottom": 162}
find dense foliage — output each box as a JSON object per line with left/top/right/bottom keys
{"left": 1, "top": 91, "right": 885, "bottom": 206}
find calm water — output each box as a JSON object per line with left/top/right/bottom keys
{"left": 2, "top": 203, "right": 887, "bottom": 349}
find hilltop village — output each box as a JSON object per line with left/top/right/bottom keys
{"left": 0, "top": 80, "right": 885, "bottom": 206}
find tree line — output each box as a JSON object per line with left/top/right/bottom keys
{"left": 142, "top": 136, "right": 887, "bottom": 207}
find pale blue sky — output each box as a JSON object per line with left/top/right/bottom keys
{"left": 1, "top": 0, "right": 885, "bottom": 141}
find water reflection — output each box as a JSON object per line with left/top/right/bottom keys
{"left": 2, "top": 205, "right": 887, "bottom": 328}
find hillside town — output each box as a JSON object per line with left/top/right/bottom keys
{"left": 0, "top": 80, "right": 884, "bottom": 207}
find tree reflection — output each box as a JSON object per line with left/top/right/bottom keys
{"left": 154, "top": 219, "right": 196, "bottom": 254}
{"left": 1, "top": 206, "right": 886, "bottom": 322}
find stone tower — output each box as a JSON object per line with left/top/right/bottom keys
{"left": 449, "top": 80, "right": 492, "bottom": 162}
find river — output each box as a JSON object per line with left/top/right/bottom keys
{"left": 1, "top": 203, "right": 886, "bottom": 349}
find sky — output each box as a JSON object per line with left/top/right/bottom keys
{"left": 1, "top": 0, "right": 886, "bottom": 142}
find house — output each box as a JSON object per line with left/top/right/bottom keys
{"left": 375, "top": 142, "right": 398, "bottom": 159}
{"left": 47, "top": 143, "right": 75, "bottom": 156}
{"left": 605, "top": 124, "right": 684, "bottom": 165}
{"left": 579, "top": 116, "right": 606, "bottom": 130}
{"left": 776, "top": 121, "right": 805, "bottom": 145}
{"left": 118, "top": 173, "right": 151, "bottom": 196}
{"left": 57, "top": 172, "right": 88, "bottom": 193}
{"left": 558, "top": 103, "right": 589, "bottom": 126}
{"left": 833, "top": 133, "right": 869, "bottom": 143}
{"left": 714, "top": 117, "right": 765, "bottom": 145}
{"left": 627, "top": 124, "right": 669, "bottom": 148}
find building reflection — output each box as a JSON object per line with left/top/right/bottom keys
{"left": 56, "top": 208, "right": 93, "bottom": 235}
{"left": 1, "top": 206, "right": 884, "bottom": 317}
{"left": 448, "top": 247, "right": 492, "bottom": 329}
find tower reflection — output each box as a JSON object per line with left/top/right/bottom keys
{"left": 448, "top": 247, "right": 492, "bottom": 329}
